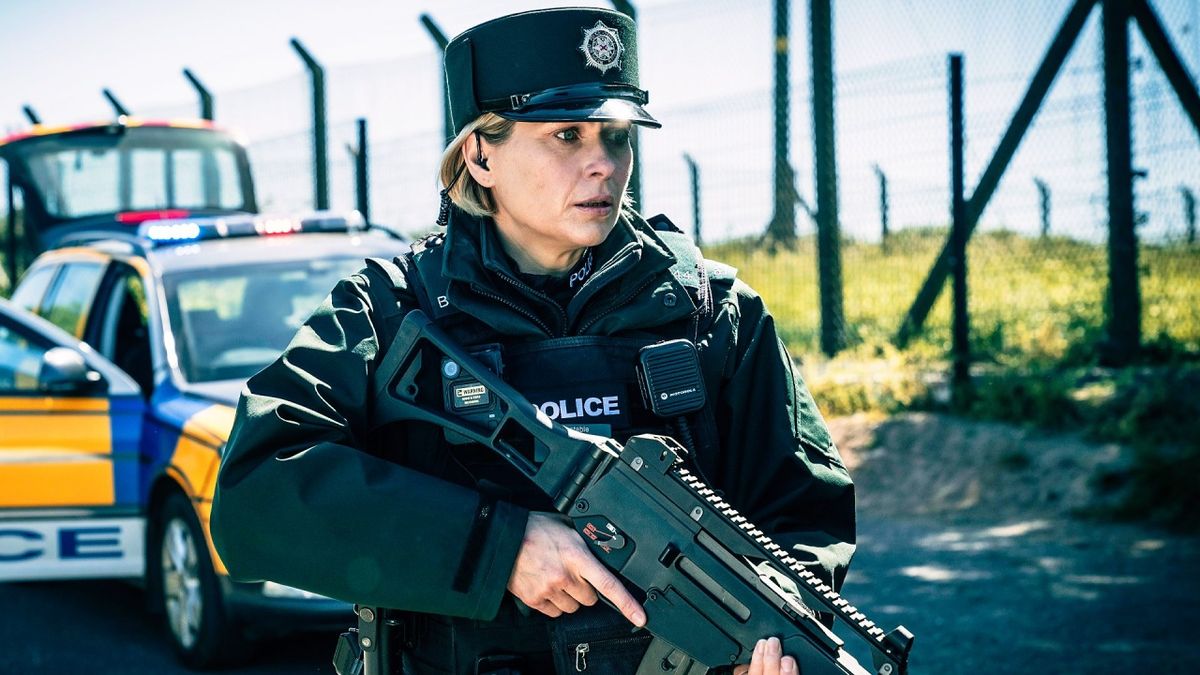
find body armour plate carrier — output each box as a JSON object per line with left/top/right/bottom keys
{"left": 352, "top": 215, "right": 733, "bottom": 675}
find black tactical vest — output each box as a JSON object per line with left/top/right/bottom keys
{"left": 356, "top": 215, "right": 735, "bottom": 675}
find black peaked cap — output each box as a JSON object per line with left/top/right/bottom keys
{"left": 444, "top": 7, "right": 660, "bottom": 134}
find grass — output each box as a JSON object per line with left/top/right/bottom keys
{"left": 704, "top": 228, "right": 1200, "bottom": 367}
{"left": 705, "top": 229, "right": 1200, "bottom": 530}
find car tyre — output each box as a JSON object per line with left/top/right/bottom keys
{"left": 153, "top": 491, "right": 249, "bottom": 668}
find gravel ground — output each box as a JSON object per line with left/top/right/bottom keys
{"left": 831, "top": 412, "right": 1200, "bottom": 674}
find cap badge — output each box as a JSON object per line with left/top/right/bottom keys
{"left": 579, "top": 21, "right": 623, "bottom": 74}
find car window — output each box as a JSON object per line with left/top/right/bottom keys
{"left": 0, "top": 321, "right": 48, "bottom": 392}
{"left": 165, "top": 257, "right": 365, "bottom": 383}
{"left": 55, "top": 148, "right": 121, "bottom": 215}
{"left": 40, "top": 262, "right": 106, "bottom": 338}
{"left": 98, "top": 265, "right": 152, "bottom": 394}
{"left": 9, "top": 127, "right": 251, "bottom": 221}
{"left": 131, "top": 149, "right": 167, "bottom": 210}
{"left": 9, "top": 265, "right": 57, "bottom": 312}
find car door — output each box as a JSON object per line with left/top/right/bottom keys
{"left": 0, "top": 301, "right": 146, "bottom": 581}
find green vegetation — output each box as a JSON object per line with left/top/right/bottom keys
{"left": 704, "top": 228, "right": 1200, "bottom": 366}
{"left": 705, "top": 229, "right": 1200, "bottom": 530}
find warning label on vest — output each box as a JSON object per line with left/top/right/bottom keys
{"left": 452, "top": 383, "right": 490, "bottom": 409}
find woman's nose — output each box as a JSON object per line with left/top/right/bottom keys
{"left": 584, "top": 140, "right": 618, "bottom": 178}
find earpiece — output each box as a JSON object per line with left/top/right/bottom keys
{"left": 474, "top": 130, "right": 489, "bottom": 170}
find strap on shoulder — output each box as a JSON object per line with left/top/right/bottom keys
{"left": 405, "top": 235, "right": 462, "bottom": 322}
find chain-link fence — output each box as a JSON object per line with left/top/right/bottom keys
{"left": 5, "top": 0, "right": 1197, "bottom": 365}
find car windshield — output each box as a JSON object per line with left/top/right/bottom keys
{"left": 7, "top": 125, "right": 251, "bottom": 220}
{"left": 164, "top": 257, "right": 367, "bottom": 383}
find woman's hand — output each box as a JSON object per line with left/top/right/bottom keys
{"left": 506, "top": 512, "right": 646, "bottom": 627}
{"left": 732, "top": 637, "right": 797, "bottom": 675}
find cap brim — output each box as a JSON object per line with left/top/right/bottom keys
{"left": 498, "top": 98, "right": 661, "bottom": 129}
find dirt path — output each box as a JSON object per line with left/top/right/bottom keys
{"left": 831, "top": 413, "right": 1200, "bottom": 674}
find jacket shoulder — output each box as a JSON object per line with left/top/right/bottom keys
{"left": 644, "top": 213, "right": 738, "bottom": 292}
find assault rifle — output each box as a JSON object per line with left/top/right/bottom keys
{"left": 337, "top": 310, "right": 913, "bottom": 675}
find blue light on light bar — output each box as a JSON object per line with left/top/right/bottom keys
{"left": 144, "top": 222, "right": 202, "bottom": 241}
{"left": 133, "top": 210, "right": 364, "bottom": 247}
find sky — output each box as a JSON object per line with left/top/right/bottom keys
{"left": 1, "top": 0, "right": 1197, "bottom": 242}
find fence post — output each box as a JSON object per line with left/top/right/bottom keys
{"left": 1035, "top": 177, "right": 1051, "bottom": 237}
{"left": 609, "top": 0, "right": 643, "bottom": 211}
{"left": 949, "top": 54, "right": 971, "bottom": 404}
{"left": 183, "top": 69, "right": 214, "bottom": 121}
{"left": 683, "top": 153, "right": 701, "bottom": 245}
{"left": 355, "top": 118, "right": 370, "bottom": 224}
{"left": 291, "top": 38, "right": 329, "bottom": 211}
{"left": 893, "top": 0, "right": 1095, "bottom": 348}
{"left": 811, "top": 0, "right": 846, "bottom": 356}
{"left": 873, "top": 163, "right": 889, "bottom": 252}
{"left": 184, "top": 69, "right": 219, "bottom": 205}
{"left": 419, "top": 14, "right": 453, "bottom": 147}
{"left": 102, "top": 89, "right": 130, "bottom": 117}
{"left": 103, "top": 89, "right": 133, "bottom": 209}
{"left": 22, "top": 106, "right": 40, "bottom": 125}
{"left": 1102, "top": 0, "right": 1140, "bottom": 365}
{"left": 765, "top": 0, "right": 796, "bottom": 247}
{"left": 1182, "top": 186, "right": 1196, "bottom": 244}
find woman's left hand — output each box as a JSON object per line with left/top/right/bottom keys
{"left": 732, "top": 637, "right": 796, "bottom": 675}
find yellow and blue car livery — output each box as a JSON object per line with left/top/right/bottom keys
{"left": 0, "top": 301, "right": 147, "bottom": 580}
{"left": 0, "top": 210, "right": 408, "bottom": 661}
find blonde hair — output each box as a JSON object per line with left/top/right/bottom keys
{"left": 438, "top": 113, "right": 515, "bottom": 218}
{"left": 437, "top": 113, "right": 639, "bottom": 220}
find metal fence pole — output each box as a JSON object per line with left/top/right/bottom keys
{"left": 873, "top": 163, "right": 889, "bottom": 253}
{"left": 103, "top": 89, "right": 133, "bottom": 209}
{"left": 291, "top": 38, "right": 329, "bottom": 211}
{"left": 355, "top": 118, "right": 370, "bottom": 224}
{"left": 1035, "top": 178, "right": 1051, "bottom": 237}
{"left": 893, "top": 0, "right": 1095, "bottom": 347}
{"left": 1102, "top": 0, "right": 1140, "bottom": 365}
{"left": 183, "top": 69, "right": 214, "bottom": 121}
{"left": 610, "top": 0, "right": 642, "bottom": 211}
{"left": 22, "top": 106, "right": 40, "bottom": 125}
{"left": 1182, "top": 186, "right": 1196, "bottom": 244}
{"left": 812, "top": 0, "right": 845, "bottom": 356}
{"left": 184, "top": 69, "right": 219, "bottom": 205}
{"left": 102, "top": 89, "right": 130, "bottom": 117}
{"left": 949, "top": 54, "right": 971, "bottom": 402}
{"left": 419, "top": 14, "right": 453, "bottom": 147}
{"left": 683, "top": 153, "right": 701, "bottom": 245}
{"left": 765, "top": 0, "right": 796, "bottom": 246}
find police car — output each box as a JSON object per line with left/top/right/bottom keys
{"left": 0, "top": 120, "right": 409, "bottom": 667}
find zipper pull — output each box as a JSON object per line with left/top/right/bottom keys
{"left": 574, "top": 642, "right": 590, "bottom": 672}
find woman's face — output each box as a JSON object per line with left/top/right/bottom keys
{"left": 470, "top": 120, "right": 633, "bottom": 270}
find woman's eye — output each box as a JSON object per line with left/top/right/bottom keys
{"left": 604, "top": 129, "right": 631, "bottom": 147}
{"left": 555, "top": 128, "right": 581, "bottom": 142}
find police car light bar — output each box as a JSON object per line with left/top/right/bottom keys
{"left": 136, "top": 211, "right": 365, "bottom": 246}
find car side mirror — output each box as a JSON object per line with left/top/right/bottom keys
{"left": 40, "top": 347, "right": 104, "bottom": 394}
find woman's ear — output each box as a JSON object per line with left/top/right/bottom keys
{"left": 462, "top": 132, "right": 494, "bottom": 187}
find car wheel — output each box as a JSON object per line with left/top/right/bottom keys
{"left": 155, "top": 492, "right": 247, "bottom": 668}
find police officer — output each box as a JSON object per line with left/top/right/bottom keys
{"left": 211, "top": 7, "right": 855, "bottom": 675}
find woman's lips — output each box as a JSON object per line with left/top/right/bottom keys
{"left": 575, "top": 198, "right": 613, "bottom": 216}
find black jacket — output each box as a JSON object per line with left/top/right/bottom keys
{"left": 211, "top": 210, "right": 855, "bottom": 624}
